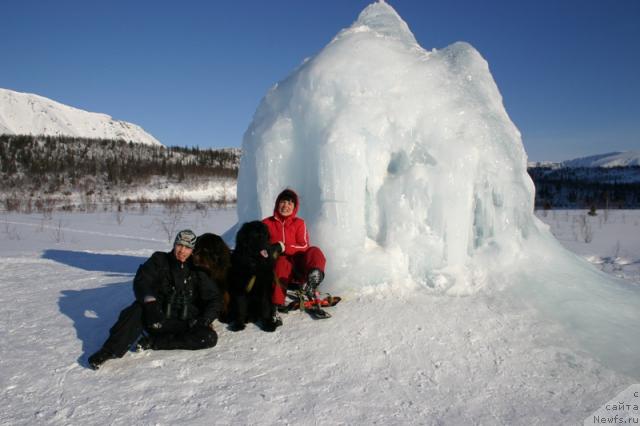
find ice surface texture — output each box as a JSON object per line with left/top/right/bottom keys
{"left": 235, "top": 1, "right": 640, "bottom": 376}
{"left": 237, "top": 1, "right": 534, "bottom": 293}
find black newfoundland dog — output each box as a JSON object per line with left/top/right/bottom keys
{"left": 227, "top": 221, "right": 282, "bottom": 332}
{"left": 192, "top": 233, "right": 232, "bottom": 320}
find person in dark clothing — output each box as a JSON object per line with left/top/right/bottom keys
{"left": 88, "top": 230, "right": 223, "bottom": 370}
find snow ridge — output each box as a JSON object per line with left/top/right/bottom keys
{"left": 528, "top": 151, "right": 640, "bottom": 168}
{"left": 0, "top": 88, "right": 162, "bottom": 146}
{"left": 562, "top": 151, "right": 640, "bottom": 168}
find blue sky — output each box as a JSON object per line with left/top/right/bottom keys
{"left": 1, "top": 0, "right": 638, "bottom": 161}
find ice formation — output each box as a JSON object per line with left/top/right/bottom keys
{"left": 235, "top": 1, "right": 640, "bottom": 375}
{"left": 237, "top": 1, "right": 534, "bottom": 293}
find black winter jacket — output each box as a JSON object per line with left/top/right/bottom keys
{"left": 133, "top": 251, "right": 223, "bottom": 325}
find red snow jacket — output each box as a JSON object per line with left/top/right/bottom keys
{"left": 262, "top": 189, "right": 310, "bottom": 256}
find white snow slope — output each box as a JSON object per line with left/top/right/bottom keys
{"left": 0, "top": 87, "right": 162, "bottom": 146}
{"left": 562, "top": 151, "right": 640, "bottom": 168}
{"left": 528, "top": 150, "right": 640, "bottom": 168}
{"left": 236, "top": 1, "right": 640, "bottom": 377}
{"left": 0, "top": 207, "right": 639, "bottom": 425}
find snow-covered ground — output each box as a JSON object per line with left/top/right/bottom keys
{"left": 0, "top": 206, "right": 638, "bottom": 425}
{"left": 536, "top": 209, "right": 640, "bottom": 286}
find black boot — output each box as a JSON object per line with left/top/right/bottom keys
{"left": 88, "top": 348, "right": 117, "bottom": 370}
{"left": 306, "top": 269, "right": 324, "bottom": 291}
{"left": 135, "top": 334, "right": 154, "bottom": 351}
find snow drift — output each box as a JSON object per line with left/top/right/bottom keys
{"left": 0, "top": 87, "right": 162, "bottom": 146}
{"left": 235, "top": 1, "right": 640, "bottom": 376}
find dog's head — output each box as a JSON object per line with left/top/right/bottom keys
{"left": 192, "top": 233, "right": 231, "bottom": 285}
{"left": 234, "top": 221, "right": 273, "bottom": 266}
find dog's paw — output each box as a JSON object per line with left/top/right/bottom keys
{"left": 228, "top": 321, "right": 246, "bottom": 332}
{"left": 257, "top": 316, "right": 282, "bottom": 332}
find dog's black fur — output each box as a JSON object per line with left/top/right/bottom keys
{"left": 192, "top": 233, "right": 232, "bottom": 320}
{"left": 227, "top": 221, "right": 280, "bottom": 332}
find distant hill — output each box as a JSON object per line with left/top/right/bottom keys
{"left": 561, "top": 151, "right": 640, "bottom": 168}
{"left": 528, "top": 151, "right": 640, "bottom": 169}
{"left": 527, "top": 151, "right": 640, "bottom": 209}
{"left": 0, "top": 87, "right": 162, "bottom": 146}
{"left": 0, "top": 134, "right": 240, "bottom": 210}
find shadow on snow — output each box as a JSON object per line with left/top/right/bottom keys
{"left": 45, "top": 250, "right": 145, "bottom": 368}
{"left": 42, "top": 249, "right": 145, "bottom": 275}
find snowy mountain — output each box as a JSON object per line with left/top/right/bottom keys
{"left": 562, "top": 151, "right": 640, "bottom": 168}
{"left": 0, "top": 87, "right": 162, "bottom": 146}
{"left": 528, "top": 151, "right": 640, "bottom": 168}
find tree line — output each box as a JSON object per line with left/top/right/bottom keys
{"left": 528, "top": 166, "right": 640, "bottom": 209}
{"left": 0, "top": 134, "right": 240, "bottom": 195}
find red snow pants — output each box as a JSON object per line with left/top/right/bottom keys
{"left": 272, "top": 246, "right": 326, "bottom": 305}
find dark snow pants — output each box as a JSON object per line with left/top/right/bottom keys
{"left": 100, "top": 302, "right": 217, "bottom": 357}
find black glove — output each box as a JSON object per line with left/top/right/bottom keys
{"left": 143, "top": 301, "right": 164, "bottom": 329}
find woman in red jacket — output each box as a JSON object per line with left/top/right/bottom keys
{"left": 262, "top": 189, "right": 326, "bottom": 306}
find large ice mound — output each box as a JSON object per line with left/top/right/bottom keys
{"left": 237, "top": 1, "right": 535, "bottom": 294}
{"left": 235, "top": 0, "right": 640, "bottom": 376}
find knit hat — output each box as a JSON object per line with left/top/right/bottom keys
{"left": 174, "top": 229, "right": 197, "bottom": 249}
